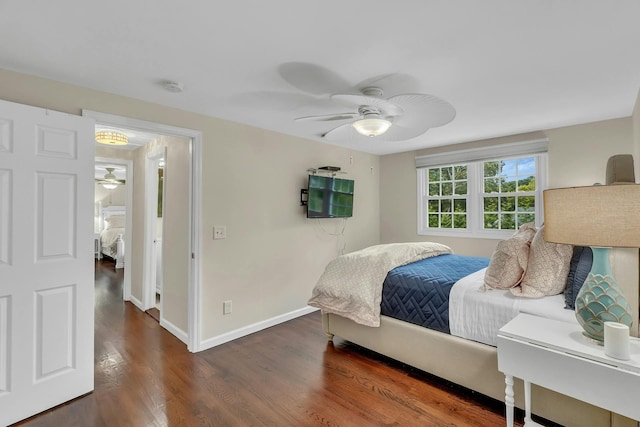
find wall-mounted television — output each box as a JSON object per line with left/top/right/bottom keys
{"left": 307, "top": 175, "right": 354, "bottom": 218}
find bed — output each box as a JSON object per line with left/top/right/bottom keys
{"left": 99, "top": 205, "right": 125, "bottom": 269}
{"left": 308, "top": 239, "right": 639, "bottom": 427}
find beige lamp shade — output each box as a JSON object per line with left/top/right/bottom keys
{"left": 543, "top": 184, "right": 640, "bottom": 248}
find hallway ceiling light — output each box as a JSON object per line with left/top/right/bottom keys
{"left": 95, "top": 131, "right": 128, "bottom": 146}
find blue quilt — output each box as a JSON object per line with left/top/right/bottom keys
{"left": 380, "top": 254, "right": 490, "bottom": 334}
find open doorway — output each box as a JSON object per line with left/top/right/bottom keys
{"left": 95, "top": 157, "right": 133, "bottom": 299}
{"left": 144, "top": 152, "right": 166, "bottom": 323}
{"left": 84, "top": 109, "right": 202, "bottom": 352}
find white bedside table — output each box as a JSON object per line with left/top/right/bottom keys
{"left": 497, "top": 313, "right": 640, "bottom": 427}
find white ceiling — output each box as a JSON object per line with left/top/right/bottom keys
{"left": 2, "top": 1, "right": 640, "bottom": 155}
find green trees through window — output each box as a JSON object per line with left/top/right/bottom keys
{"left": 482, "top": 158, "right": 536, "bottom": 230}
{"left": 421, "top": 155, "right": 543, "bottom": 235}
{"left": 427, "top": 165, "right": 468, "bottom": 229}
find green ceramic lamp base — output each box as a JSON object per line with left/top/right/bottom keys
{"left": 574, "top": 247, "right": 633, "bottom": 342}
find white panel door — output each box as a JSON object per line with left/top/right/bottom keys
{"left": 0, "top": 99, "right": 95, "bottom": 425}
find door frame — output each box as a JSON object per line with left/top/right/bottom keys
{"left": 82, "top": 110, "right": 202, "bottom": 352}
{"left": 144, "top": 148, "right": 165, "bottom": 315}
{"left": 95, "top": 156, "right": 134, "bottom": 301}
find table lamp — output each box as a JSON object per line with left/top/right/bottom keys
{"left": 543, "top": 184, "right": 640, "bottom": 342}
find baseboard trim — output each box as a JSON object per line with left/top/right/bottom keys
{"left": 197, "top": 306, "right": 318, "bottom": 352}
{"left": 128, "top": 295, "right": 144, "bottom": 311}
{"left": 160, "top": 317, "right": 189, "bottom": 345}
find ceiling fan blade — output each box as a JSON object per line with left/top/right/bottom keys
{"left": 321, "top": 122, "right": 358, "bottom": 140}
{"left": 227, "top": 90, "right": 334, "bottom": 111}
{"left": 95, "top": 178, "right": 125, "bottom": 183}
{"left": 330, "top": 93, "right": 404, "bottom": 117}
{"left": 278, "top": 62, "right": 352, "bottom": 95}
{"left": 295, "top": 112, "right": 360, "bottom": 122}
{"left": 387, "top": 93, "right": 456, "bottom": 129}
{"left": 321, "top": 121, "right": 422, "bottom": 142}
{"left": 356, "top": 73, "right": 421, "bottom": 97}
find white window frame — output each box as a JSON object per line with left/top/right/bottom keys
{"left": 417, "top": 152, "right": 547, "bottom": 239}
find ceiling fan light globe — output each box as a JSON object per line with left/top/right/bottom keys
{"left": 102, "top": 182, "right": 118, "bottom": 190}
{"left": 352, "top": 117, "right": 392, "bottom": 137}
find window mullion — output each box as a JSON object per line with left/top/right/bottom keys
{"left": 471, "top": 161, "right": 483, "bottom": 234}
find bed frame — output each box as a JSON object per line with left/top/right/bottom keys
{"left": 322, "top": 249, "right": 640, "bottom": 427}
{"left": 100, "top": 205, "right": 126, "bottom": 269}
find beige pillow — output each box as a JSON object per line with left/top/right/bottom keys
{"left": 484, "top": 223, "right": 537, "bottom": 290}
{"left": 510, "top": 226, "right": 573, "bottom": 298}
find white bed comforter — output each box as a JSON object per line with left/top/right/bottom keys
{"left": 308, "top": 242, "right": 452, "bottom": 327}
{"left": 449, "top": 267, "right": 575, "bottom": 346}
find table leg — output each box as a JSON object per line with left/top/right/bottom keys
{"left": 505, "top": 374, "right": 514, "bottom": 427}
{"left": 524, "top": 380, "right": 532, "bottom": 425}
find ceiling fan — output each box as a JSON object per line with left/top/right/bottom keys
{"left": 294, "top": 86, "right": 456, "bottom": 142}
{"left": 95, "top": 167, "right": 125, "bottom": 190}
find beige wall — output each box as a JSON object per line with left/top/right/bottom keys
{"left": 380, "top": 118, "right": 634, "bottom": 257}
{"left": 0, "top": 68, "right": 380, "bottom": 346}
{"left": 200, "top": 122, "right": 380, "bottom": 338}
{"left": 129, "top": 136, "right": 190, "bottom": 333}
{"left": 546, "top": 117, "right": 634, "bottom": 187}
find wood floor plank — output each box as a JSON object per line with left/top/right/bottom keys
{"left": 12, "top": 260, "right": 530, "bottom": 427}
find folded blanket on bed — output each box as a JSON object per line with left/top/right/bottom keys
{"left": 308, "top": 242, "right": 452, "bottom": 327}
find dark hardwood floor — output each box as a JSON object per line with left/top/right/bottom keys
{"left": 14, "top": 260, "right": 526, "bottom": 426}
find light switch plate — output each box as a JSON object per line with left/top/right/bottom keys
{"left": 213, "top": 225, "right": 227, "bottom": 239}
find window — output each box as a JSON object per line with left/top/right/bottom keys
{"left": 418, "top": 153, "right": 546, "bottom": 238}
{"left": 482, "top": 158, "right": 536, "bottom": 230}
{"left": 426, "top": 165, "right": 468, "bottom": 229}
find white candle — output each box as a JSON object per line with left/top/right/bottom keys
{"left": 604, "top": 322, "right": 630, "bottom": 360}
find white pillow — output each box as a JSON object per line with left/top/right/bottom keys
{"left": 105, "top": 214, "right": 125, "bottom": 229}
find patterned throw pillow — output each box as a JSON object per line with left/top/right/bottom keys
{"left": 510, "top": 226, "right": 573, "bottom": 298}
{"left": 484, "top": 223, "right": 537, "bottom": 290}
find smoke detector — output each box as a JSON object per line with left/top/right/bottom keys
{"left": 161, "top": 81, "right": 185, "bottom": 93}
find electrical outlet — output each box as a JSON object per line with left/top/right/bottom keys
{"left": 213, "top": 225, "right": 227, "bottom": 239}
{"left": 223, "top": 300, "right": 232, "bottom": 315}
